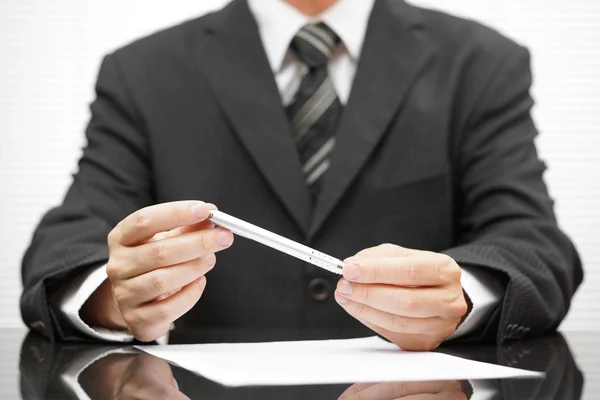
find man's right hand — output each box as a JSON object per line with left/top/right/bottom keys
{"left": 81, "top": 201, "right": 234, "bottom": 342}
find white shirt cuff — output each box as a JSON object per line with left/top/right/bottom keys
{"left": 470, "top": 379, "right": 497, "bottom": 400}
{"left": 447, "top": 266, "right": 505, "bottom": 340}
{"left": 57, "top": 264, "right": 135, "bottom": 342}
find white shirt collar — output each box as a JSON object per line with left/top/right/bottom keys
{"left": 247, "top": 0, "right": 376, "bottom": 72}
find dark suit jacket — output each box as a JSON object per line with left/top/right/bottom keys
{"left": 21, "top": 0, "right": 582, "bottom": 343}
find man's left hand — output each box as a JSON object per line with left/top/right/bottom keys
{"left": 335, "top": 244, "right": 469, "bottom": 351}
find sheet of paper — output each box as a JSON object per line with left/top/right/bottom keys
{"left": 137, "top": 336, "right": 542, "bottom": 387}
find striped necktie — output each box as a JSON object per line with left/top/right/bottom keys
{"left": 287, "top": 23, "right": 342, "bottom": 201}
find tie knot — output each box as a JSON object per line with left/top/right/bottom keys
{"left": 291, "top": 23, "right": 340, "bottom": 68}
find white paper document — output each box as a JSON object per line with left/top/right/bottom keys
{"left": 137, "top": 336, "right": 542, "bottom": 387}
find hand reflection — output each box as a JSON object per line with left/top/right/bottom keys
{"left": 338, "top": 380, "right": 466, "bottom": 400}
{"left": 80, "top": 352, "right": 190, "bottom": 400}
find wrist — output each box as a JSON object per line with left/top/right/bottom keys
{"left": 81, "top": 279, "right": 128, "bottom": 330}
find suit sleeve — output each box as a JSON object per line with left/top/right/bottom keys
{"left": 20, "top": 53, "right": 153, "bottom": 341}
{"left": 443, "top": 46, "right": 583, "bottom": 344}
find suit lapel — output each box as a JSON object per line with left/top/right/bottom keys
{"left": 309, "top": 0, "right": 435, "bottom": 237}
{"left": 191, "top": 0, "right": 312, "bottom": 234}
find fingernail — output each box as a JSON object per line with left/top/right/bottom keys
{"left": 338, "top": 279, "right": 353, "bottom": 295}
{"left": 335, "top": 292, "right": 350, "bottom": 305}
{"left": 343, "top": 263, "right": 360, "bottom": 280}
{"left": 217, "top": 230, "right": 233, "bottom": 246}
{"left": 190, "top": 202, "right": 208, "bottom": 219}
{"left": 197, "top": 276, "right": 206, "bottom": 287}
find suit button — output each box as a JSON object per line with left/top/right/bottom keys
{"left": 308, "top": 277, "right": 331, "bottom": 302}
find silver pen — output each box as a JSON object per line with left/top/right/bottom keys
{"left": 209, "top": 210, "right": 344, "bottom": 275}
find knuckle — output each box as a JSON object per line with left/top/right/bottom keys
{"left": 355, "top": 246, "right": 376, "bottom": 258}
{"left": 149, "top": 242, "right": 172, "bottom": 264}
{"left": 122, "top": 309, "right": 140, "bottom": 326}
{"left": 361, "top": 285, "right": 371, "bottom": 304}
{"left": 354, "top": 249, "right": 369, "bottom": 258}
{"left": 447, "top": 265, "right": 462, "bottom": 282}
{"left": 391, "top": 314, "right": 410, "bottom": 332}
{"left": 448, "top": 299, "right": 468, "bottom": 317}
{"left": 401, "top": 261, "right": 419, "bottom": 284}
{"left": 353, "top": 302, "right": 366, "bottom": 318}
{"left": 197, "top": 231, "right": 209, "bottom": 252}
{"left": 134, "top": 212, "right": 152, "bottom": 233}
{"left": 405, "top": 294, "right": 420, "bottom": 313}
{"left": 124, "top": 305, "right": 172, "bottom": 328}
{"left": 149, "top": 272, "right": 167, "bottom": 294}
{"left": 368, "top": 263, "right": 380, "bottom": 282}
{"left": 169, "top": 204, "right": 183, "bottom": 225}
{"left": 380, "top": 243, "right": 395, "bottom": 251}
{"left": 154, "top": 306, "right": 171, "bottom": 323}
{"left": 107, "top": 228, "right": 119, "bottom": 246}
{"left": 105, "top": 261, "right": 121, "bottom": 280}
{"left": 392, "top": 382, "right": 413, "bottom": 398}
{"left": 151, "top": 385, "right": 172, "bottom": 399}
{"left": 439, "top": 255, "right": 461, "bottom": 281}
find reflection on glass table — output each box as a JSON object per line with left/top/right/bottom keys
{"left": 19, "top": 331, "right": 583, "bottom": 399}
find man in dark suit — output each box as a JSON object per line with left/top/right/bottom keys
{"left": 21, "top": 0, "right": 582, "bottom": 350}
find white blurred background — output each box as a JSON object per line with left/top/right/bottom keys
{"left": 1, "top": 0, "right": 599, "bottom": 331}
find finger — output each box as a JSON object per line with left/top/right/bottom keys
{"left": 341, "top": 255, "right": 459, "bottom": 286}
{"left": 358, "top": 318, "right": 446, "bottom": 352}
{"left": 112, "top": 227, "right": 233, "bottom": 279}
{"left": 146, "top": 218, "right": 216, "bottom": 243}
{"left": 335, "top": 291, "right": 453, "bottom": 331}
{"left": 128, "top": 386, "right": 191, "bottom": 400}
{"left": 403, "top": 392, "right": 466, "bottom": 400}
{"left": 341, "top": 255, "right": 460, "bottom": 286}
{"left": 340, "top": 381, "right": 462, "bottom": 400}
{"left": 114, "top": 254, "right": 216, "bottom": 307}
{"left": 338, "top": 383, "right": 377, "bottom": 399}
{"left": 115, "top": 201, "right": 217, "bottom": 246}
{"left": 163, "top": 204, "right": 218, "bottom": 237}
{"left": 336, "top": 280, "right": 465, "bottom": 319}
{"left": 351, "top": 244, "right": 416, "bottom": 259}
{"left": 125, "top": 276, "right": 207, "bottom": 342}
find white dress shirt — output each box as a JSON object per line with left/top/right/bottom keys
{"left": 58, "top": 0, "right": 502, "bottom": 343}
